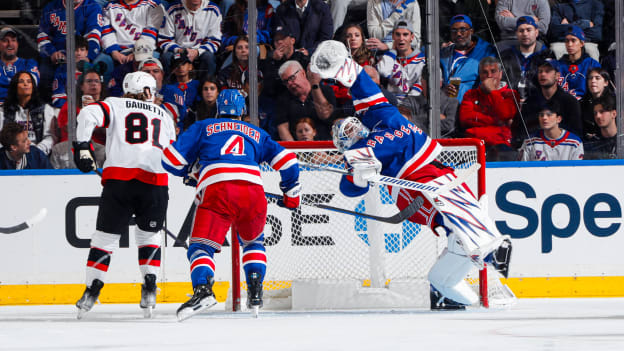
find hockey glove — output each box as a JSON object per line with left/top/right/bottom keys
{"left": 72, "top": 141, "right": 96, "bottom": 173}
{"left": 279, "top": 182, "right": 301, "bottom": 209}
{"left": 344, "top": 147, "right": 381, "bottom": 188}
{"left": 183, "top": 158, "right": 201, "bottom": 187}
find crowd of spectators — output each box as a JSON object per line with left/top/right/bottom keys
{"left": 0, "top": 0, "right": 619, "bottom": 168}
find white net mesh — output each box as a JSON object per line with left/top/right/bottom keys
{"left": 230, "top": 139, "right": 514, "bottom": 309}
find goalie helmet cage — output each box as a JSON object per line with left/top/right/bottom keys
{"left": 229, "top": 138, "right": 507, "bottom": 311}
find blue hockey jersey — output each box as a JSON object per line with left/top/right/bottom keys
{"left": 37, "top": 0, "right": 103, "bottom": 61}
{"left": 162, "top": 118, "right": 299, "bottom": 193}
{"left": 340, "top": 70, "right": 442, "bottom": 198}
{"left": 0, "top": 58, "right": 40, "bottom": 105}
{"left": 557, "top": 53, "right": 601, "bottom": 99}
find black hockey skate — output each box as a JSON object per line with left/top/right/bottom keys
{"left": 76, "top": 279, "right": 104, "bottom": 319}
{"left": 246, "top": 272, "right": 263, "bottom": 318}
{"left": 140, "top": 274, "right": 157, "bottom": 318}
{"left": 176, "top": 279, "right": 217, "bottom": 322}
{"left": 430, "top": 286, "right": 467, "bottom": 311}
{"left": 489, "top": 238, "right": 512, "bottom": 278}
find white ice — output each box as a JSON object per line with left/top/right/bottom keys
{"left": 1, "top": 298, "right": 623, "bottom": 351}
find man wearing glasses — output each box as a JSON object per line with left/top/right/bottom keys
{"left": 440, "top": 14, "right": 495, "bottom": 103}
{"left": 274, "top": 60, "right": 337, "bottom": 141}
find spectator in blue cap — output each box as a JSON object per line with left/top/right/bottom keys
{"left": 499, "top": 16, "right": 554, "bottom": 102}
{"left": 556, "top": 25, "right": 601, "bottom": 100}
{"left": 439, "top": 14, "right": 496, "bottom": 103}
{"left": 549, "top": 0, "right": 604, "bottom": 61}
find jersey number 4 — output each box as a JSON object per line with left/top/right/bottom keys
{"left": 125, "top": 113, "right": 164, "bottom": 149}
{"left": 221, "top": 135, "right": 245, "bottom": 156}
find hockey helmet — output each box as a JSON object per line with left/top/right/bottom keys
{"left": 217, "top": 89, "right": 247, "bottom": 118}
{"left": 123, "top": 71, "right": 158, "bottom": 102}
{"left": 332, "top": 116, "right": 369, "bottom": 152}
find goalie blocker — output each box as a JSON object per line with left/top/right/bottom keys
{"left": 310, "top": 40, "right": 513, "bottom": 308}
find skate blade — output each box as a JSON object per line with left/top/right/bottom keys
{"left": 77, "top": 308, "right": 88, "bottom": 320}
{"left": 176, "top": 296, "right": 217, "bottom": 322}
{"left": 251, "top": 306, "right": 259, "bottom": 318}
{"left": 142, "top": 306, "right": 154, "bottom": 319}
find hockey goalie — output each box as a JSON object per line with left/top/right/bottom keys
{"left": 309, "top": 40, "right": 513, "bottom": 309}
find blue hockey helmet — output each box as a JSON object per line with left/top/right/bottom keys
{"left": 217, "top": 89, "right": 247, "bottom": 118}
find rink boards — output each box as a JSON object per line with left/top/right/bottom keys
{"left": 1, "top": 160, "right": 624, "bottom": 304}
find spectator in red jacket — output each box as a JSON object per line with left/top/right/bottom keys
{"left": 459, "top": 56, "right": 520, "bottom": 161}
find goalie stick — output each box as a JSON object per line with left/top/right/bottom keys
{"left": 265, "top": 192, "right": 423, "bottom": 224}
{"left": 0, "top": 208, "right": 47, "bottom": 234}
{"left": 300, "top": 162, "right": 480, "bottom": 196}
{"left": 93, "top": 169, "right": 189, "bottom": 249}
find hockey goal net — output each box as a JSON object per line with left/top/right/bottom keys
{"left": 227, "top": 138, "right": 515, "bottom": 310}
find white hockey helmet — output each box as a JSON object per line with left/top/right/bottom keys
{"left": 332, "top": 116, "right": 370, "bottom": 152}
{"left": 123, "top": 71, "right": 158, "bottom": 102}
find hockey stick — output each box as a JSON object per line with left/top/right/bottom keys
{"left": 265, "top": 193, "right": 423, "bottom": 224}
{"left": 0, "top": 208, "right": 48, "bottom": 234}
{"left": 93, "top": 168, "right": 188, "bottom": 249}
{"left": 300, "top": 162, "right": 480, "bottom": 195}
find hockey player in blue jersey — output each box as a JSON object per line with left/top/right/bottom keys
{"left": 309, "top": 40, "right": 512, "bottom": 310}
{"left": 162, "top": 89, "right": 301, "bottom": 320}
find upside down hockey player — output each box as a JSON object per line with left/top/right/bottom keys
{"left": 162, "top": 89, "right": 301, "bottom": 320}
{"left": 73, "top": 71, "right": 177, "bottom": 318}
{"left": 309, "top": 41, "right": 512, "bottom": 309}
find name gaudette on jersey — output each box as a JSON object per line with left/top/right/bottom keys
{"left": 125, "top": 100, "right": 166, "bottom": 117}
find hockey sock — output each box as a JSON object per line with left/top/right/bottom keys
{"left": 241, "top": 234, "right": 267, "bottom": 281}
{"left": 187, "top": 243, "right": 216, "bottom": 288}
{"left": 136, "top": 228, "right": 162, "bottom": 278}
{"left": 85, "top": 231, "right": 118, "bottom": 285}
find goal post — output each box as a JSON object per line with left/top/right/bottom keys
{"left": 228, "top": 138, "right": 513, "bottom": 311}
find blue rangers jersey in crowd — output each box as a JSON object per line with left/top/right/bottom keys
{"left": 51, "top": 65, "right": 82, "bottom": 108}
{"left": 0, "top": 58, "right": 39, "bottom": 105}
{"left": 162, "top": 118, "right": 299, "bottom": 194}
{"left": 37, "top": 0, "right": 103, "bottom": 61}
{"left": 557, "top": 52, "right": 601, "bottom": 99}
{"left": 340, "top": 70, "right": 442, "bottom": 198}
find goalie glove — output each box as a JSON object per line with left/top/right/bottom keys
{"left": 72, "top": 141, "right": 96, "bottom": 173}
{"left": 344, "top": 147, "right": 382, "bottom": 188}
{"left": 309, "top": 40, "right": 362, "bottom": 88}
{"left": 279, "top": 182, "right": 301, "bottom": 209}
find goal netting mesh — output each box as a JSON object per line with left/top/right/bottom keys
{"left": 227, "top": 139, "right": 515, "bottom": 310}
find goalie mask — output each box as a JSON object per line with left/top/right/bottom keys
{"left": 217, "top": 89, "right": 247, "bottom": 118}
{"left": 123, "top": 71, "right": 158, "bottom": 102}
{"left": 332, "top": 117, "right": 370, "bottom": 152}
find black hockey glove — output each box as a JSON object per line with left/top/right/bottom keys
{"left": 72, "top": 141, "right": 97, "bottom": 173}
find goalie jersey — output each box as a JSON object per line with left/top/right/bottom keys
{"left": 340, "top": 70, "right": 442, "bottom": 196}
{"left": 76, "top": 97, "right": 177, "bottom": 186}
{"left": 162, "top": 118, "right": 299, "bottom": 194}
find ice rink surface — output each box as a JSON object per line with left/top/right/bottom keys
{"left": 1, "top": 298, "right": 623, "bottom": 351}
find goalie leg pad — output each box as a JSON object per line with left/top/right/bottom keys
{"left": 427, "top": 233, "right": 479, "bottom": 306}
{"left": 136, "top": 228, "right": 162, "bottom": 277}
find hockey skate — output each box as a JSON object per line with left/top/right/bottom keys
{"left": 76, "top": 279, "right": 104, "bottom": 319}
{"left": 176, "top": 280, "right": 217, "bottom": 322}
{"left": 430, "top": 286, "right": 467, "bottom": 311}
{"left": 246, "top": 272, "right": 263, "bottom": 318}
{"left": 487, "top": 238, "right": 512, "bottom": 278}
{"left": 140, "top": 274, "right": 157, "bottom": 318}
